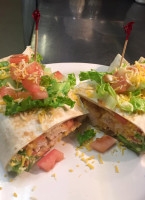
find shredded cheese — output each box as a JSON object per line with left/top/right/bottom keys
{"left": 121, "top": 147, "right": 126, "bottom": 156}
{"left": 115, "top": 165, "right": 119, "bottom": 173}
{"left": 13, "top": 193, "right": 18, "bottom": 198}
{"left": 98, "top": 154, "right": 103, "bottom": 164}
{"left": 87, "top": 163, "right": 94, "bottom": 169}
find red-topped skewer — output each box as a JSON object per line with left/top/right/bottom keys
{"left": 32, "top": 9, "right": 40, "bottom": 61}
{"left": 119, "top": 21, "right": 135, "bottom": 67}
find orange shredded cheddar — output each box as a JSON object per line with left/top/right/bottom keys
{"left": 13, "top": 193, "right": 18, "bottom": 197}
{"left": 115, "top": 165, "right": 119, "bottom": 173}
{"left": 98, "top": 154, "right": 103, "bottom": 164}
{"left": 87, "top": 163, "right": 94, "bottom": 169}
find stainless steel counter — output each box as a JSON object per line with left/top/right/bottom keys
{"left": 30, "top": 0, "right": 145, "bottom": 65}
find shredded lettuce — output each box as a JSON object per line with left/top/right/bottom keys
{"left": 29, "top": 53, "right": 43, "bottom": 63}
{"left": 7, "top": 149, "right": 38, "bottom": 174}
{"left": 67, "top": 73, "right": 76, "bottom": 87}
{"left": 77, "top": 129, "right": 96, "bottom": 146}
{"left": 0, "top": 61, "right": 10, "bottom": 72}
{"left": 2, "top": 73, "right": 76, "bottom": 115}
{"left": 41, "top": 73, "right": 76, "bottom": 96}
{"left": 79, "top": 71, "right": 107, "bottom": 84}
{"left": 3, "top": 95, "right": 75, "bottom": 116}
{"left": 96, "top": 83, "right": 117, "bottom": 109}
{"left": 131, "top": 89, "right": 141, "bottom": 96}
{"left": 130, "top": 96, "right": 145, "bottom": 112}
{"left": 119, "top": 101, "right": 133, "bottom": 112}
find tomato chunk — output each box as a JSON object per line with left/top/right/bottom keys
{"left": 37, "top": 149, "right": 64, "bottom": 172}
{"left": 111, "top": 78, "right": 130, "bottom": 93}
{"left": 0, "top": 86, "right": 16, "bottom": 98}
{"left": 26, "top": 61, "right": 43, "bottom": 80}
{"left": 10, "top": 54, "right": 29, "bottom": 64}
{"left": 17, "top": 91, "right": 32, "bottom": 99}
{"left": 114, "top": 113, "right": 128, "bottom": 124}
{"left": 53, "top": 71, "right": 64, "bottom": 80}
{"left": 31, "top": 90, "right": 48, "bottom": 100}
{"left": 22, "top": 79, "right": 41, "bottom": 93}
{"left": 90, "top": 135, "right": 116, "bottom": 153}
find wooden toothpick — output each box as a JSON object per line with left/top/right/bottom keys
{"left": 32, "top": 9, "right": 40, "bottom": 61}
{"left": 120, "top": 21, "right": 135, "bottom": 67}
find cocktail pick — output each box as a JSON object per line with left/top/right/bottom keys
{"left": 119, "top": 21, "right": 135, "bottom": 67}
{"left": 32, "top": 9, "right": 40, "bottom": 61}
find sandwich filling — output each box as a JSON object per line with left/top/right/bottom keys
{"left": 7, "top": 118, "right": 81, "bottom": 173}
{"left": 82, "top": 98, "right": 145, "bottom": 154}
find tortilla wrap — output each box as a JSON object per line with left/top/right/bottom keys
{"left": 0, "top": 47, "right": 88, "bottom": 171}
{"left": 76, "top": 55, "right": 145, "bottom": 153}
{"left": 76, "top": 80, "right": 145, "bottom": 135}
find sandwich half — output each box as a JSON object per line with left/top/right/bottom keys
{"left": 0, "top": 47, "right": 88, "bottom": 173}
{"left": 76, "top": 55, "right": 145, "bottom": 154}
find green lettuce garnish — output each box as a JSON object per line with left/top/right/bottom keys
{"left": 131, "top": 89, "right": 141, "bottom": 96}
{"left": 79, "top": 71, "right": 107, "bottom": 84}
{"left": 0, "top": 61, "right": 10, "bottom": 72}
{"left": 7, "top": 149, "right": 38, "bottom": 174}
{"left": 130, "top": 96, "right": 145, "bottom": 112}
{"left": 96, "top": 83, "right": 117, "bottom": 109}
{"left": 29, "top": 53, "right": 43, "bottom": 63}
{"left": 77, "top": 129, "right": 96, "bottom": 146}
{"left": 3, "top": 95, "right": 75, "bottom": 116}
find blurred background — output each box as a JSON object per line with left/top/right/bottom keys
{"left": 0, "top": 0, "right": 145, "bottom": 65}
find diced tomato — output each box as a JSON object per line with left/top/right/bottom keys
{"left": 0, "top": 86, "right": 16, "bottom": 98}
{"left": 53, "top": 71, "right": 64, "bottom": 80}
{"left": 37, "top": 149, "right": 64, "bottom": 172}
{"left": 10, "top": 65, "right": 22, "bottom": 81}
{"left": 31, "top": 90, "right": 48, "bottom": 100}
{"left": 111, "top": 77, "right": 130, "bottom": 93}
{"left": 10, "top": 54, "right": 29, "bottom": 64}
{"left": 90, "top": 135, "right": 116, "bottom": 153}
{"left": 22, "top": 79, "right": 48, "bottom": 99}
{"left": 114, "top": 113, "right": 128, "bottom": 124}
{"left": 22, "top": 79, "right": 41, "bottom": 93}
{"left": 10, "top": 61, "right": 43, "bottom": 83}
{"left": 26, "top": 62, "right": 43, "bottom": 81}
{"left": 16, "top": 91, "right": 32, "bottom": 99}
{"left": 110, "top": 71, "right": 130, "bottom": 93}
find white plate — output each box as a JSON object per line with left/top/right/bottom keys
{"left": 0, "top": 63, "right": 145, "bottom": 200}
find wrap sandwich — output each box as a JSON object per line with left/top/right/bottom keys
{"left": 0, "top": 47, "right": 87, "bottom": 173}
{"left": 76, "top": 54, "right": 145, "bottom": 154}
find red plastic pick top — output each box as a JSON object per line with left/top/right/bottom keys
{"left": 123, "top": 21, "right": 135, "bottom": 40}
{"left": 32, "top": 9, "right": 40, "bottom": 30}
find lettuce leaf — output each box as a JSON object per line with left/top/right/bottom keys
{"left": 131, "top": 89, "right": 141, "bottom": 96}
{"left": 96, "top": 83, "right": 117, "bottom": 109}
{"left": 29, "top": 53, "right": 43, "bottom": 63}
{"left": 77, "top": 129, "right": 96, "bottom": 146}
{"left": 68, "top": 73, "right": 76, "bottom": 87}
{"left": 79, "top": 71, "right": 107, "bottom": 84}
{"left": 130, "top": 96, "right": 145, "bottom": 112}
{"left": 3, "top": 95, "right": 75, "bottom": 116}
{"left": 0, "top": 61, "right": 10, "bottom": 72}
